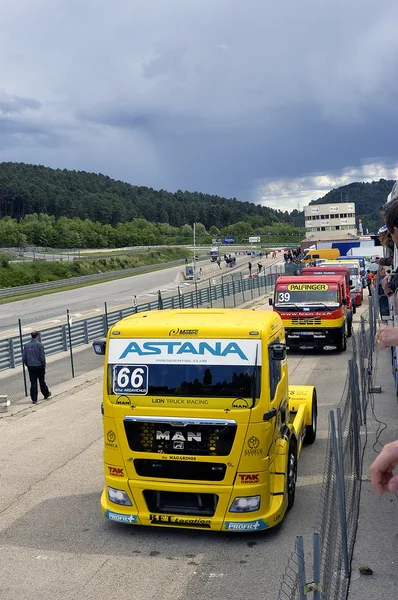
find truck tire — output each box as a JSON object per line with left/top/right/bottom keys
{"left": 352, "top": 300, "right": 356, "bottom": 315}
{"left": 340, "top": 328, "right": 347, "bottom": 352}
{"left": 304, "top": 389, "right": 317, "bottom": 445}
{"left": 347, "top": 312, "right": 353, "bottom": 338}
{"left": 287, "top": 441, "right": 297, "bottom": 511}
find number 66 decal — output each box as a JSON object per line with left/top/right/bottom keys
{"left": 113, "top": 365, "right": 148, "bottom": 394}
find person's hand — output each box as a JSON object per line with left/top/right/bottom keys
{"left": 376, "top": 324, "right": 398, "bottom": 349}
{"left": 382, "top": 274, "right": 393, "bottom": 296}
{"left": 369, "top": 441, "right": 398, "bottom": 495}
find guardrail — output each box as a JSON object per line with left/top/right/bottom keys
{"left": 0, "top": 267, "right": 284, "bottom": 374}
{"left": 0, "top": 258, "right": 190, "bottom": 299}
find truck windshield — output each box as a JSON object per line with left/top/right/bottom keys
{"left": 111, "top": 364, "right": 261, "bottom": 398}
{"left": 275, "top": 289, "right": 339, "bottom": 305}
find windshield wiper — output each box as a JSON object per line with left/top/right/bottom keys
{"left": 275, "top": 302, "right": 300, "bottom": 309}
{"left": 305, "top": 302, "right": 339, "bottom": 309}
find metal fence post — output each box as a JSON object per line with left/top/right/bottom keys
{"left": 208, "top": 280, "right": 213, "bottom": 308}
{"left": 66, "top": 309, "right": 75, "bottom": 378}
{"left": 296, "top": 536, "right": 308, "bottom": 600}
{"left": 349, "top": 359, "right": 362, "bottom": 481}
{"left": 177, "top": 286, "right": 182, "bottom": 308}
{"left": 157, "top": 290, "right": 164, "bottom": 310}
{"left": 194, "top": 281, "right": 199, "bottom": 308}
{"left": 313, "top": 532, "right": 321, "bottom": 600}
{"left": 333, "top": 409, "right": 350, "bottom": 577}
{"left": 18, "top": 319, "right": 28, "bottom": 396}
{"left": 221, "top": 275, "right": 226, "bottom": 308}
{"left": 104, "top": 302, "right": 109, "bottom": 331}
{"left": 240, "top": 272, "right": 246, "bottom": 303}
{"left": 232, "top": 278, "right": 236, "bottom": 307}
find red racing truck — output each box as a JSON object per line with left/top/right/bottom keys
{"left": 270, "top": 275, "right": 349, "bottom": 351}
{"left": 301, "top": 265, "right": 355, "bottom": 328}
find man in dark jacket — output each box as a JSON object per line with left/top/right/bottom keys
{"left": 22, "top": 331, "right": 51, "bottom": 404}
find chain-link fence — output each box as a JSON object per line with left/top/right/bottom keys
{"left": 0, "top": 264, "right": 285, "bottom": 407}
{"left": 277, "top": 309, "right": 379, "bottom": 599}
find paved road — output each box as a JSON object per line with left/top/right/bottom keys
{"left": 0, "top": 254, "right": 283, "bottom": 335}
{"left": 0, "top": 262, "right": 203, "bottom": 334}
{"left": 0, "top": 302, "right": 365, "bottom": 600}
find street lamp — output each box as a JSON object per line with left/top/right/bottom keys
{"left": 193, "top": 222, "right": 197, "bottom": 280}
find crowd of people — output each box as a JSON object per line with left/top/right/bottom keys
{"left": 370, "top": 186, "right": 398, "bottom": 495}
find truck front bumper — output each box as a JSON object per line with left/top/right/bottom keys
{"left": 101, "top": 477, "right": 287, "bottom": 532}
{"left": 285, "top": 326, "right": 344, "bottom": 350}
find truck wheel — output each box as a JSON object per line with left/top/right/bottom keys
{"left": 347, "top": 313, "right": 352, "bottom": 338}
{"left": 340, "top": 330, "right": 347, "bottom": 352}
{"left": 287, "top": 442, "right": 297, "bottom": 510}
{"left": 352, "top": 300, "right": 356, "bottom": 315}
{"left": 304, "top": 389, "right": 317, "bottom": 445}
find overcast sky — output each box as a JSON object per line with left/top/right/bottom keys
{"left": 1, "top": 0, "right": 398, "bottom": 212}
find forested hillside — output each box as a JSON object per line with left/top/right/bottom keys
{"left": 309, "top": 179, "right": 394, "bottom": 232}
{"left": 0, "top": 162, "right": 292, "bottom": 228}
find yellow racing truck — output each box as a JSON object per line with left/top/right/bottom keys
{"left": 93, "top": 309, "right": 317, "bottom": 532}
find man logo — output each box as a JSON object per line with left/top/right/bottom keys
{"left": 156, "top": 431, "right": 201, "bottom": 442}
{"left": 116, "top": 396, "right": 131, "bottom": 406}
{"left": 232, "top": 398, "right": 249, "bottom": 409}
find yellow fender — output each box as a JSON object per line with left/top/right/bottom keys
{"left": 288, "top": 385, "right": 318, "bottom": 448}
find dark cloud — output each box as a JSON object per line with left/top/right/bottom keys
{"left": 1, "top": 0, "right": 398, "bottom": 208}
{"left": 0, "top": 90, "right": 42, "bottom": 115}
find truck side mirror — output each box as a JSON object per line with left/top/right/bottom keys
{"left": 93, "top": 340, "right": 106, "bottom": 355}
{"left": 270, "top": 342, "right": 287, "bottom": 361}
{"left": 269, "top": 298, "right": 273, "bottom": 306}
{"left": 342, "top": 298, "right": 347, "bottom": 306}
{"left": 349, "top": 279, "right": 352, "bottom": 286}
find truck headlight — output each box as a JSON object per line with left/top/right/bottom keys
{"left": 108, "top": 487, "right": 132, "bottom": 506}
{"left": 230, "top": 495, "right": 260, "bottom": 513}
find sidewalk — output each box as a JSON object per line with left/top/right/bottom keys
{"left": 348, "top": 346, "right": 398, "bottom": 597}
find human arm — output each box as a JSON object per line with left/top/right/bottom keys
{"left": 369, "top": 441, "right": 398, "bottom": 495}
{"left": 22, "top": 345, "right": 27, "bottom": 366}
{"left": 376, "top": 324, "right": 398, "bottom": 349}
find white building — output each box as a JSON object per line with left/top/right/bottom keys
{"left": 304, "top": 202, "right": 357, "bottom": 240}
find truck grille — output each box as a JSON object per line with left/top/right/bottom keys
{"left": 144, "top": 490, "right": 218, "bottom": 517}
{"left": 124, "top": 417, "right": 237, "bottom": 456}
{"left": 134, "top": 459, "right": 227, "bottom": 481}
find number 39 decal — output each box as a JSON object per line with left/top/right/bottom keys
{"left": 113, "top": 365, "right": 148, "bottom": 395}
{"left": 278, "top": 292, "right": 290, "bottom": 302}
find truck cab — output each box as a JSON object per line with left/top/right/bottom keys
{"left": 209, "top": 247, "right": 219, "bottom": 262}
{"left": 301, "top": 248, "right": 340, "bottom": 265}
{"left": 301, "top": 265, "right": 354, "bottom": 326}
{"left": 324, "top": 260, "right": 363, "bottom": 306}
{"left": 271, "top": 275, "right": 348, "bottom": 351}
{"left": 94, "top": 309, "right": 317, "bottom": 532}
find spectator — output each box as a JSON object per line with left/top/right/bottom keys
{"left": 22, "top": 331, "right": 51, "bottom": 405}
{"left": 217, "top": 257, "right": 221, "bottom": 268}
{"left": 248, "top": 261, "right": 252, "bottom": 275}
{"left": 258, "top": 262, "right": 263, "bottom": 274}
{"left": 370, "top": 441, "right": 398, "bottom": 495}
{"left": 366, "top": 270, "right": 373, "bottom": 296}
